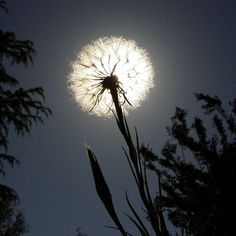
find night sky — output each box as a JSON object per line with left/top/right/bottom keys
{"left": 2, "top": 0, "right": 236, "bottom": 235}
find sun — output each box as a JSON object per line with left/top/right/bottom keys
{"left": 68, "top": 36, "right": 154, "bottom": 117}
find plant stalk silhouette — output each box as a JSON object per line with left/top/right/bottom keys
{"left": 86, "top": 75, "right": 169, "bottom": 236}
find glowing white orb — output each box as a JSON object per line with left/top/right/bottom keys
{"left": 68, "top": 36, "right": 154, "bottom": 117}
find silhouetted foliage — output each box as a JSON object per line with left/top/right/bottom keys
{"left": 141, "top": 93, "right": 236, "bottom": 236}
{"left": 75, "top": 227, "right": 88, "bottom": 236}
{"left": 0, "top": 5, "right": 51, "bottom": 176}
{"left": 0, "top": 1, "right": 7, "bottom": 13}
{"left": 0, "top": 184, "right": 28, "bottom": 235}
{"left": 0, "top": 2, "right": 51, "bottom": 235}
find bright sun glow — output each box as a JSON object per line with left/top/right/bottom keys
{"left": 68, "top": 36, "right": 154, "bottom": 117}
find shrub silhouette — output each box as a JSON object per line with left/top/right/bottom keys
{"left": 0, "top": 1, "right": 51, "bottom": 235}
{"left": 141, "top": 93, "right": 236, "bottom": 236}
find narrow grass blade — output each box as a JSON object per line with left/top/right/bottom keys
{"left": 126, "top": 192, "right": 151, "bottom": 236}
{"left": 86, "top": 147, "right": 127, "bottom": 236}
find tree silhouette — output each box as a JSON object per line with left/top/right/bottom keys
{"left": 0, "top": 185, "right": 28, "bottom": 235}
{"left": 0, "top": 1, "right": 51, "bottom": 235}
{"left": 141, "top": 93, "right": 236, "bottom": 236}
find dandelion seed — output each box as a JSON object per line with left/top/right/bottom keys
{"left": 68, "top": 36, "right": 154, "bottom": 117}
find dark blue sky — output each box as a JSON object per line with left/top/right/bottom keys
{"left": 2, "top": 0, "right": 236, "bottom": 235}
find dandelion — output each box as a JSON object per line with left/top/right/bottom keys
{"left": 68, "top": 36, "right": 154, "bottom": 117}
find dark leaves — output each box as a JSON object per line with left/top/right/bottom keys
{"left": 0, "top": 30, "right": 36, "bottom": 66}
{"left": 142, "top": 94, "right": 236, "bottom": 236}
{"left": 86, "top": 147, "right": 128, "bottom": 236}
{"left": 0, "top": 15, "right": 51, "bottom": 175}
{"left": 0, "top": 153, "right": 19, "bottom": 176}
{"left": 0, "top": 2, "right": 50, "bottom": 234}
{"left": 0, "top": 184, "right": 28, "bottom": 236}
{"left": 0, "top": 86, "right": 51, "bottom": 158}
{"left": 0, "top": 0, "right": 7, "bottom": 13}
{"left": 194, "top": 93, "right": 222, "bottom": 115}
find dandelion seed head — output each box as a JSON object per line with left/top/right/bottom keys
{"left": 68, "top": 36, "right": 154, "bottom": 117}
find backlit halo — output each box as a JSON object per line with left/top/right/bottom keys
{"left": 68, "top": 36, "right": 154, "bottom": 117}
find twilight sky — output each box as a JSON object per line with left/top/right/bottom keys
{"left": 2, "top": 0, "right": 236, "bottom": 235}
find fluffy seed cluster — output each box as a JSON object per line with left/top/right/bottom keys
{"left": 68, "top": 36, "right": 154, "bottom": 117}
